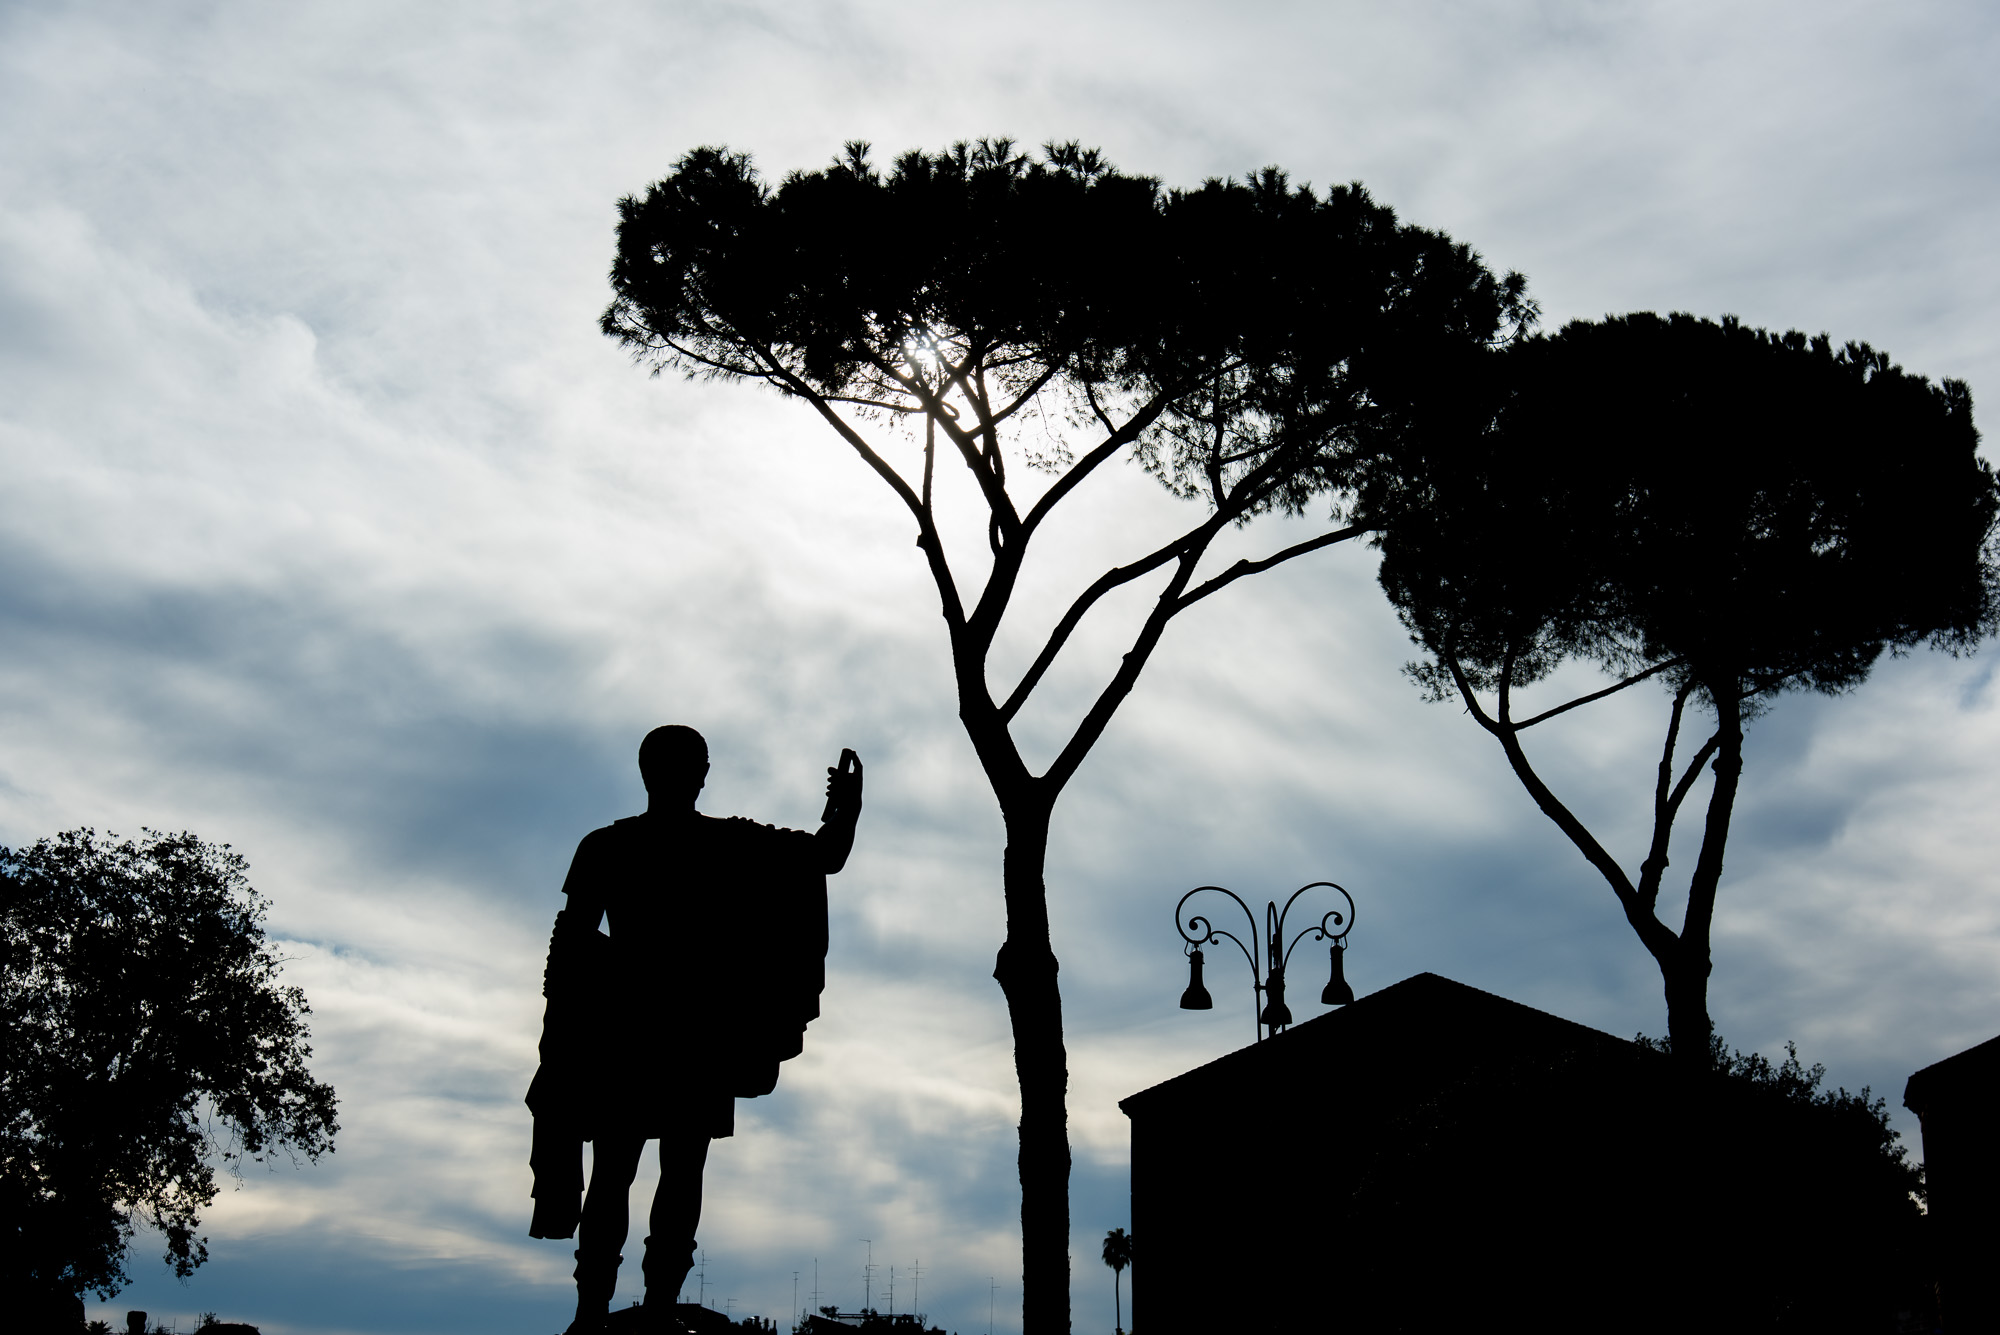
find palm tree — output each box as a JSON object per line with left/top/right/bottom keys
{"left": 1102, "top": 1228, "right": 1133, "bottom": 1334}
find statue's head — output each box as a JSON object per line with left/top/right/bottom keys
{"left": 639, "top": 724, "right": 709, "bottom": 798}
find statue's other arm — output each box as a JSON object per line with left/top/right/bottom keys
{"left": 541, "top": 830, "right": 613, "bottom": 1028}
{"left": 555, "top": 828, "right": 613, "bottom": 931}
{"left": 528, "top": 828, "right": 619, "bottom": 1239}
{"left": 815, "top": 748, "right": 863, "bottom": 873}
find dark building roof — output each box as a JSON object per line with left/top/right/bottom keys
{"left": 1119, "top": 970, "right": 1636, "bottom": 1119}
{"left": 1903, "top": 1031, "right": 2000, "bottom": 1330}
{"left": 1904, "top": 1029, "right": 2000, "bottom": 1115}
{"left": 1119, "top": 971, "right": 1932, "bottom": 1335}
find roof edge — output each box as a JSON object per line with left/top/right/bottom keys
{"left": 1118, "top": 972, "right": 1629, "bottom": 1115}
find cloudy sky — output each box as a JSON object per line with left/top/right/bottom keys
{"left": 5, "top": 2, "right": 1999, "bottom": 1332}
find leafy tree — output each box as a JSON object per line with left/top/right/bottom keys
{"left": 0, "top": 828, "right": 339, "bottom": 1304}
{"left": 1100, "top": 1228, "right": 1131, "bottom": 1335}
{"left": 1369, "top": 312, "right": 2000, "bottom": 1064}
{"left": 601, "top": 138, "right": 1529, "bottom": 1328}
{"left": 1312, "top": 1018, "right": 1929, "bottom": 1331}
{"left": 1638, "top": 1029, "right": 1925, "bottom": 1203}
{"left": 1634, "top": 1031, "right": 1931, "bottom": 1326}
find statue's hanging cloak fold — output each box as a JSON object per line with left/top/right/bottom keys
{"left": 525, "top": 813, "right": 828, "bottom": 1239}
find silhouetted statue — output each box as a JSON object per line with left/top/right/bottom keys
{"left": 526, "top": 725, "right": 862, "bottom": 1333}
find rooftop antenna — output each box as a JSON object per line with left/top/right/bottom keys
{"left": 912, "top": 1257, "right": 922, "bottom": 1317}
{"left": 793, "top": 1271, "right": 799, "bottom": 1330}
{"left": 814, "top": 1258, "right": 819, "bottom": 1314}
{"left": 860, "top": 1239, "right": 873, "bottom": 1312}
{"left": 697, "top": 1248, "right": 707, "bottom": 1308}
{"left": 989, "top": 1275, "right": 996, "bottom": 1335}
{"left": 888, "top": 1264, "right": 895, "bottom": 1316}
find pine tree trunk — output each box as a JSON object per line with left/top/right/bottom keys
{"left": 1662, "top": 683, "right": 1743, "bottom": 1074}
{"left": 992, "top": 797, "right": 1070, "bottom": 1334}
{"left": 1662, "top": 954, "right": 1713, "bottom": 1072}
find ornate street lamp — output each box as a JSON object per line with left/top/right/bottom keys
{"left": 1175, "top": 881, "right": 1356, "bottom": 1042}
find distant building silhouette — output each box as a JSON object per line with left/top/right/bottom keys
{"left": 798, "top": 1313, "right": 947, "bottom": 1334}
{"left": 605, "top": 1305, "right": 774, "bottom": 1334}
{"left": 1122, "top": 974, "right": 1926, "bottom": 1335}
{"left": 1905, "top": 1032, "right": 2000, "bottom": 1332}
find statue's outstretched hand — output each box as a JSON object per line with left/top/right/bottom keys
{"left": 817, "top": 749, "right": 863, "bottom": 872}
{"left": 823, "top": 748, "right": 863, "bottom": 821}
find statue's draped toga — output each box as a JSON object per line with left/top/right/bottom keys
{"left": 525, "top": 811, "right": 829, "bottom": 1239}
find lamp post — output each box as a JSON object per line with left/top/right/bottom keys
{"left": 1175, "top": 881, "right": 1356, "bottom": 1042}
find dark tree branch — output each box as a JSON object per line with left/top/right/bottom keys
{"left": 1454, "top": 654, "right": 1682, "bottom": 965}
{"left": 922, "top": 413, "right": 936, "bottom": 512}
{"left": 1665, "top": 733, "right": 1723, "bottom": 827}
{"left": 1043, "top": 545, "right": 1210, "bottom": 794}
{"left": 759, "top": 356, "right": 924, "bottom": 519}
{"left": 1637, "top": 680, "right": 1697, "bottom": 910}
{"left": 1513, "top": 657, "right": 1686, "bottom": 730}
{"left": 1021, "top": 358, "right": 1239, "bottom": 537}
{"left": 989, "top": 365, "right": 1062, "bottom": 426}
{"left": 1174, "top": 525, "right": 1368, "bottom": 612}
{"left": 1446, "top": 651, "right": 1505, "bottom": 734}
{"left": 998, "top": 519, "right": 1224, "bottom": 724}
{"left": 1212, "top": 421, "right": 1326, "bottom": 517}
{"left": 1205, "top": 385, "right": 1225, "bottom": 501}
{"left": 1019, "top": 391, "right": 1178, "bottom": 536}
{"left": 1038, "top": 515, "right": 1369, "bottom": 792}
{"left": 971, "top": 365, "right": 1012, "bottom": 558}
{"left": 820, "top": 393, "right": 926, "bottom": 413}
{"left": 651, "top": 335, "right": 777, "bottom": 384}
{"left": 1081, "top": 380, "right": 1118, "bottom": 436}
{"left": 1678, "top": 690, "right": 1746, "bottom": 989}
{"left": 756, "top": 352, "right": 971, "bottom": 636}
{"left": 971, "top": 363, "right": 1005, "bottom": 482}
{"left": 873, "top": 351, "right": 1016, "bottom": 530}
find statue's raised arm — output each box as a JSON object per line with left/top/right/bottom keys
{"left": 816, "top": 747, "right": 863, "bottom": 872}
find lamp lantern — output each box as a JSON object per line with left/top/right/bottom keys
{"left": 1179, "top": 947, "right": 1214, "bottom": 1010}
{"left": 1258, "top": 965, "right": 1293, "bottom": 1031}
{"left": 1172, "top": 881, "right": 1356, "bottom": 1043}
{"left": 1320, "top": 942, "right": 1354, "bottom": 1007}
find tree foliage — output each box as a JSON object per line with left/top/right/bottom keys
{"left": 602, "top": 142, "right": 1532, "bottom": 624}
{"left": 603, "top": 138, "right": 1531, "bottom": 1331}
{"left": 1369, "top": 311, "right": 2000, "bottom": 1058}
{"left": 0, "top": 828, "right": 338, "bottom": 1300}
{"left": 1379, "top": 313, "right": 1995, "bottom": 702}
{"left": 1100, "top": 1225, "right": 1131, "bottom": 1273}
{"left": 1639, "top": 1029, "right": 1925, "bottom": 1200}
{"left": 1101, "top": 1227, "right": 1131, "bottom": 1335}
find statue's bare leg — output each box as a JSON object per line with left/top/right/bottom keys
{"left": 571, "top": 1134, "right": 646, "bottom": 1333}
{"left": 641, "top": 1128, "right": 712, "bottom": 1308}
